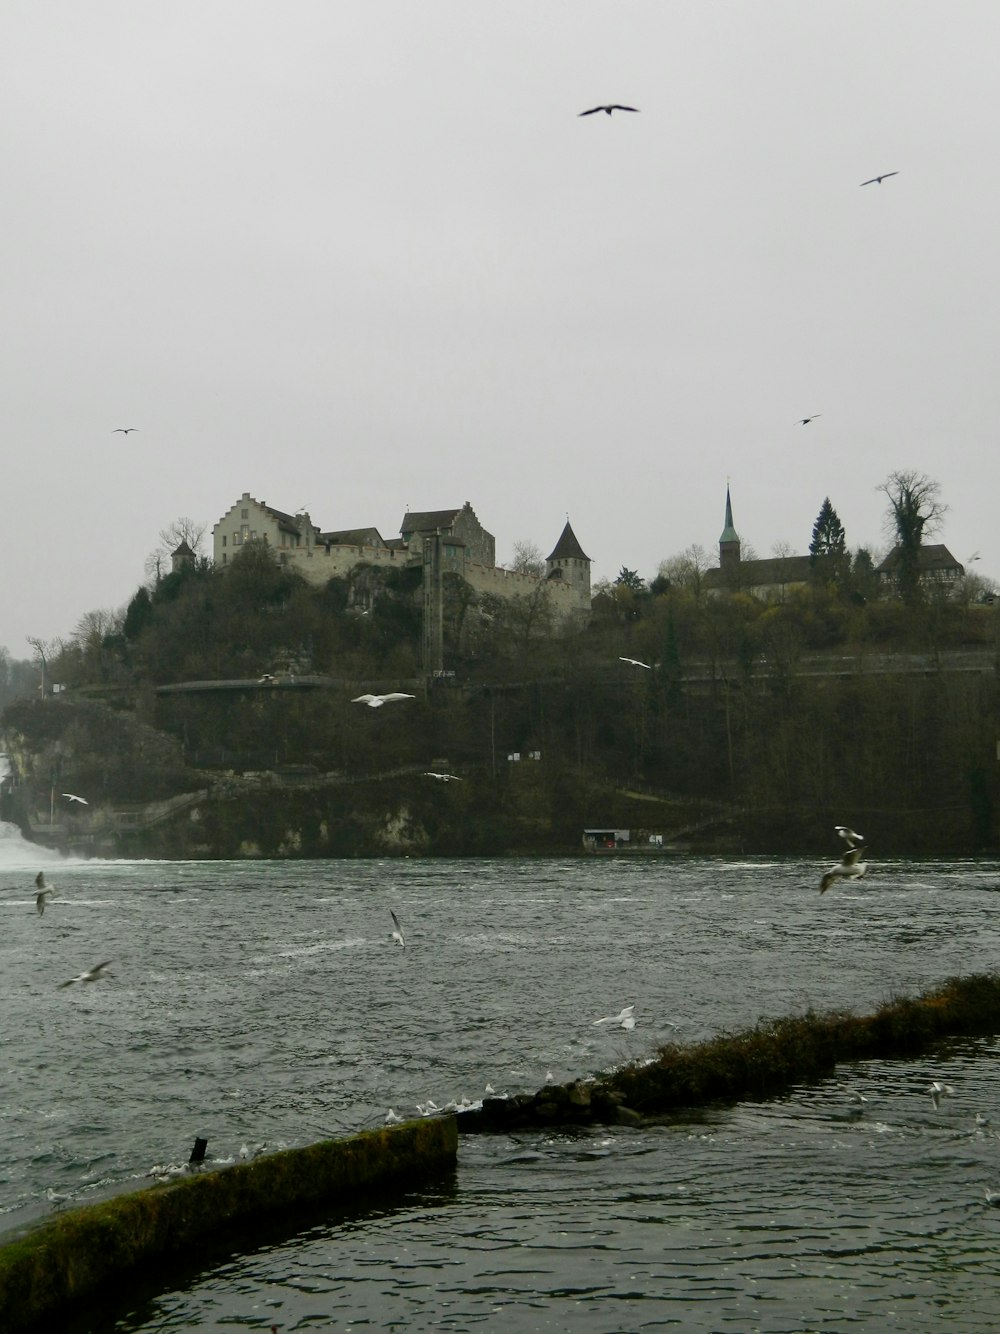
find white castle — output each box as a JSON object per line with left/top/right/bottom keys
{"left": 212, "top": 493, "right": 592, "bottom": 625}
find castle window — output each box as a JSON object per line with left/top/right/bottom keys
{"left": 222, "top": 535, "right": 227, "bottom": 547}
{"left": 241, "top": 508, "right": 249, "bottom": 520}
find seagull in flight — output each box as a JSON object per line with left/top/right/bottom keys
{"left": 593, "top": 1005, "right": 636, "bottom": 1031}
{"left": 835, "top": 824, "right": 864, "bottom": 849}
{"left": 797, "top": 414, "right": 822, "bottom": 425}
{"left": 860, "top": 172, "right": 899, "bottom": 186}
{"left": 928, "top": 1080, "right": 955, "bottom": 1110}
{"left": 579, "top": 104, "right": 639, "bottom": 117}
{"left": 619, "top": 656, "right": 652, "bottom": 669}
{"left": 112, "top": 427, "right": 139, "bottom": 434}
{"left": 62, "top": 792, "right": 89, "bottom": 805}
{"left": 423, "top": 771, "right": 462, "bottom": 782}
{"left": 59, "top": 960, "right": 113, "bottom": 988}
{"left": 352, "top": 692, "right": 416, "bottom": 708}
{"left": 819, "top": 845, "right": 868, "bottom": 894}
{"left": 35, "top": 871, "right": 55, "bottom": 915}
{"left": 390, "top": 910, "right": 405, "bottom": 949}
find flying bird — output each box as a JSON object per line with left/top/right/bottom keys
{"left": 390, "top": 909, "right": 405, "bottom": 949}
{"left": 112, "top": 427, "right": 139, "bottom": 434}
{"left": 797, "top": 414, "right": 822, "bottom": 425}
{"left": 819, "top": 845, "right": 868, "bottom": 894}
{"left": 834, "top": 824, "right": 864, "bottom": 848}
{"left": 62, "top": 792, "right": 89, "bottom": 805}
{"left": 352, "top": 693, "right": 416, "bottom": 708}
{"left": 928, "top": 1080, "right": 955, "bottom": 1110}
{"left": 578, "top": 104, "right": 639, "bottom": 117}
{"left": 423, "top": 771, "right": 462, "bottom": 782}
{"left": 59, "top": 960, "right": 113, "bottom": 988}
{"left": 860, "top": 172, "right": 899, "bottom": 186}
{"left": 593, "top": 1005, "right": 636, "bottom": 1030}
{"left": 35, "top": 871, "right": 55, "bottom": 916}
{"left": 619, "top": 656, "right": 652, "bottom": 669}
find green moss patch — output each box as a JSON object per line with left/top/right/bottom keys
{"left": 462, "top": 972, "right": 1000, "bottom": 1132}
{"left": 0, "top": 1118, "right": 456, "bottom": 1333}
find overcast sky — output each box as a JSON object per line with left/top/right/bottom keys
{"left": 5, "top": 2, "right": 999, "bottom": 657}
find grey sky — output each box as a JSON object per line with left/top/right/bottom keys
{"left": 4, "top": 2, "right": 998, "bottom": 655}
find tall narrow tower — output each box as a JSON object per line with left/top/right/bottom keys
{"left": 719, "top": 485, "right": 741, "bottom": 572}
{"left": 545, "top": 520, "right": 591, "bottom": 601}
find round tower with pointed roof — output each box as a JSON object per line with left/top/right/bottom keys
{"left": 545, "top": 520, "right": 591, "bottom": 602}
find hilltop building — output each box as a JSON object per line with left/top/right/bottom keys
{"left": 703, "top": 486, "right": 812, "bottom": 601}
{"left": 703, "top": 485, "right": 965, "bottom": 601}
{"left": 212, "top": 493, "right": 591, "bottom": 624}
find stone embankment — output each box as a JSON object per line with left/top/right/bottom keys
{"left": 458, "top": 972, "right": 1000, "bottom": 1132}
{"left": 0, "top": 1119, "right": 456, "bottom": 1334}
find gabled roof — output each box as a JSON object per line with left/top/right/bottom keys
{"left": 876, "top": 544, "right": 964, "bottom": 575}
{"left": 320, "top": 527, "right": 386, "bottom": 548}
{"left": 546, "top": 520, "right": 590, "bottom": 562}
{"left": 400, "top": 509, "right": 461, "bottom": 535}
{"left": 703, "top": 554, "right": 812, "bottom": 588}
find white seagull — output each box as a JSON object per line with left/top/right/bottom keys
{"left": 35, "top": 871, "right": 55, "bottom": 915}
{"left": 929, "top": 1080, "right": 955, "bottom": 1110}
{"left": 835, "top": 824, "right": 864, "bottom": 848}
{"left": 62, "top": 792, "right": 89, "bottom": 805}
{"left": 819, "top": 846, "right": 868, "bottom": 894}
{"left": 390, "top": 910, "right": 405, "bottom": 949}
{"left": 59, "top": 960, "right": 113, "bottom": 989}
{"left": 423, "top": 771, "right": 462, "bottom": 782}
{"left": 385, "top": 1108, "right": 404, "bottom": 1124}
{"left": 593, "top": 1005, "right": 636, "bottom": 1030}
{"left": 579, "top": 104, "right": 639, "bottom": 117}
{"left": 860, "top": 171, "right": 899, "bottom": 186}
{"left": 619, "top": 657, "right": 652, "bottom": 669}
{"left": 352, "top": 693, "right": 416, "bottom": 708}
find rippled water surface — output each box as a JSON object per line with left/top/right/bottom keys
{"left": 2, "top": 826, "right": 1000, "bottom": 1331}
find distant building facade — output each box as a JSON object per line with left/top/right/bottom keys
{"left": 703, "top": 486, "right": 812, "bottom": 601}
{"left": 212, "top": 493, "right": 591, "bottom": 623}
{"left": 703, "top": 485, "right": 966, "bottom": 602}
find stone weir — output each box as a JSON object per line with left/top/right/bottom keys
{"left": 0, "top": 1119, "right": 456, "bottom": 1334}
{"left": 457, "top": 972, "right": 1000, "bottom": 1133}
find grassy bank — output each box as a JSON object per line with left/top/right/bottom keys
{"left": 0, "top": 1118, "right": 456, "bottom": 1334}
{"left": 460, "top": 972, "right": 1000, "bottom": 1131}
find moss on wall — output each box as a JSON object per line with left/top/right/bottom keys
{"left": 460, "top": 972, "right": 1000, "bottom": 1132}
{"left": 0, "top": 1118, "right": 456, "bottom": 1333}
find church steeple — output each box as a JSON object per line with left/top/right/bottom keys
{"left": 719, "top": 484, "right": 741, "bottom": 570}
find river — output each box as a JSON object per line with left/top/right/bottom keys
{"left": 2, "top": 823, "right": 999, "bottom": 1330}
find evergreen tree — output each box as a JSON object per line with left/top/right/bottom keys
{"left": 809, "top": 497, "right": 847, "bottom": 584}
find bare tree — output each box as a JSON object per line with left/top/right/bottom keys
{"left": 657, "top": 544, "right": 710, "bottom": 598}
{"left": 145, "top": 516, "right": 208, "bottom": 582}
{"left": 508, "top": 540, "right": 545, "bottom": 577}
{"left": 878, "top": 471, "right": 946, "bottom": 603}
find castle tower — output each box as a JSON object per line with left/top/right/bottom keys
{"left": 545, "top": 520, "right": 591, "bottom": 602}
{"left": 719, "top": 485, "right": 741, "bottom": 571}
{"left": 170, "top": 540, "right": 195, "bottom": 574}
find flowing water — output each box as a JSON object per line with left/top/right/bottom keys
{"left": 2, "top": 822, "right": 1000, "bottom": 1331}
